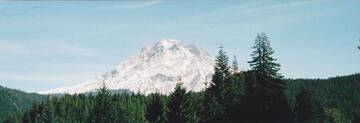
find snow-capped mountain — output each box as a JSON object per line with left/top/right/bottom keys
{"left": 40, "top": 39, "right": 214, "bottom": 95}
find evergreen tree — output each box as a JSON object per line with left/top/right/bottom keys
{"left": 358, "top": 39, "right": 360, "bottom": 50}
{"left": 77, "top": 94, "right": 91, "bottom": 122}
{"left": 209, "top": 46, "right": 231, "bottom": 93}
{"left": 184, "top": 92, "right": 201, "bottom": 123}
{"left": 3, "top": 112, "right": 22, "bottom": 123}
{"left": 248, "top": 33, "right": 281, "bottom": 78}
{"left": 22, "top": 111, "right": 32, "bottom": 123}
{"left": 225, "top": 73, "right": 246, "bottom": 116}
{"left": 112, "top": 94, "right": 144, "bottom": 123}
{"left": 146, "top": 93, "right": 168, "bottom": 123}
{"left": 354, "top": 115, "right": 360, "bottom": 123}
{"left": 88, "top": 83, "right": 113, "bottom": 123}
{"left": 295, "top": 87, "right": 316, "bottom": 123}
{"left": 246, "top": 33, "right": 291, "bottom": 122}
{"left": 201, "top": 92, "right": 223, "bottom": 122}
{"left": 325, "top": 108, "right": 350, "bottom": 123}
{"left": 112, "top": 94, "right": 127, "bottom": 122}
{"left": 231, "top": 55, "right": 239, "bottom": 73}
{"left": 167, "top": 82, "right": 187, "bottom": 123}
{"left": 40, "top": 96, "right": 55, "bottom": 123}
{"left": 226, "top": 55, "right": 246, "bottom": 108}
{"left": 202, "top": 45, "right": 231, "bottom": 122}
{"left": 130, "top": 99, "right": 148, "bottom": 123}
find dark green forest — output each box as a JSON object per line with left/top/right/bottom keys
{"left": 0, "top": 86, "right": 45, "bottom": 122}
{"left": 2, "top": 33, "right": 360, "bottom": 123}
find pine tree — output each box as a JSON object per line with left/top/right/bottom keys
{"left": 77, "top": 94, "right": 91, "bottom": 122}
{"left": 88, "top": 82, "right": 113, "bottom": 123}
{"left": 167, "top": 82, "right": 187, "bottom": 123}
{"left": 112, "top": 94, "right": 126, "bottom": 122}
{"left": 231, "top": 55, "right": 239, "bottom": 73}
{"left": 40, "top": 96, "right": 55, "bottom": 123}
{"left": 3, "top": 112, "right": 22, "bottom": 123}
{"left": 246, "top": 33, "right": 291, "bottom": 122}
{"left": 225, "top": 72, "right": 246, "bottom": 108}
{"left": 354, "top": 115, "right": 360, "bottom": 123}
{"left": 325, "top": 108, "right": 349, "bottom": 123}
{"left": 131, "top": 100, "right": 148, "bottom": 123}
{"left": 248, "top": 33, "right": 281, "bottom": 78}
{"left": 202, "top": 46, "right": 230, "bottom": 122}
{"left": 201, "top": 92, "right": 223, "bottom": 122}
{"left": 295, "top": 87, "right": 316, "bottom": 123}
{"left": 227, "top": 55, "right": 246, "bottom": 107}
{"left": 209, "top": 45, "right": 231, "bottom": 93}
{"left": 183, "top": 92, "right": 201, "bottom": 123}
{"left": 146, "top": 93, "right": 168, "bottom": 123}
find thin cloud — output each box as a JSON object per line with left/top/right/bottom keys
{"left": 101, "top": 0, "right": 161, "bottom": 10}
{"left": 154, "top": 0, "right": 330, "bottom": 31}
{"left": 209, "top": 0, "right": 265, "bottom": 17}
{"left": 0, "top": 7, "right": 40, "bottom": 17}
{"left": 237, "top": 0, "right": 331, "bottom": 14}
{"left": 192, "top": 0, "right": 331, "bottom": 20}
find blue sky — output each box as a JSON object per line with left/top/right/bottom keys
{"left": 0, "top": 0, "right": 359, "bottom": 92}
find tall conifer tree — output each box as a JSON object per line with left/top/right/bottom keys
{"left": 202, "top": 46, "right": 230, "bottom": 122}
{"left": 295, "top": 87, "right": 316, "bottom": 123}
{"left": 41, "top": 96, "right": 55, "bottom": 123}
{"left": 146, "top": 93, "right": 168, "bottom": 123}
{"left": 209, "top": 46, "right": 231, "bottom": 92}
{"left": 248, "top": 33, "right": 281, "bottom": 78}
{"left": 246, "top": 33, "right": 291, "bottom": 122}
{"left": 88, "top": 82, "right": 113, "bottom": 123}
{"left": 231, "top": 55, "right": 239, "bottom": 73}
{"left": 184, "top": 92, "right": 201, "bottom": 123}
{"left": 167, "top": 82, "right": 187, "bottom": 123}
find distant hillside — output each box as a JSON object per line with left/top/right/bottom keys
{"left": 0, "top": 85, "right": 45, "bottom": 122}
{"left": 286, "top": 73, "right": 360, "bottom": 121}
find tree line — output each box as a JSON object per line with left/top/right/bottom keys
{"left": 0, "top": 85, "right": 45, "bottom": 123}
{"left": 4, "top": 33, "right": 360, "bottom": 123}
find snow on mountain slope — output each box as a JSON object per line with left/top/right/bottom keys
{"left": 40, "top": 39, "right": 214, "bottom": 95}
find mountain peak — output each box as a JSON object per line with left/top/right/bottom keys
{"left": 41, "top": 39, "right": 214, "bottom": 95}
{"left": 158, "top": 39, "right": 179, "bottom": 46}
{"left": 148, "top": 39, "right": 210, "bottom": 57}
{"left": 152, "top": 39, "right": 181, "bottom": 51}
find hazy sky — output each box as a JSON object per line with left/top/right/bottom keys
{"left": 0, "top": 0, "right": 359, "bottom": 92}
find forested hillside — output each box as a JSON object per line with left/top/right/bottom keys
{"left": 0, "top": 85, "right": 45, "bottom": 122}
{"left": 286, "top": 73, "right": 360, "bottom": 122}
